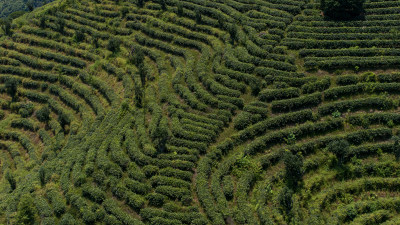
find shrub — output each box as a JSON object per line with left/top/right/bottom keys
{"left": 222, "top": 176, "right": 234, "bottom": 200}
{"left": 103, "top": 199, "right": 142, "bottom": 225}
{"left": 47, "top": 189, "right": 66, "bottom": 217}
{"left": 278, "top": 186, "right": 293, "bottom": 214}
{"left": 107, "top": 37, "right": 122, "bottom": 53}
{"left": 126, "top": 192, "right": 145, "bottom": 211}
{"left": 321, "top": 0, "right": 366, "bottom": 20}
{"left": 5, "top": 78, "right": 19, "bottom": 101}
{"left": 36, "top": 106, "right": 50, "bottom": 123}
{"left": 259, "top": 88, "right": 300, "bottom": 102}
{"left": 143, "top": 165, "right": 159, "bottom": 178}
{"left": 137, "top": 0, "right": 144, "bottom": 8}
{"left": 121, "top": 7, "right": 129, "bottom": 18}
{"left": 282, "top": 151, "right": 303, "bottom": 188}
{"left": 59, "top": 214, "right": 77, "bottom": 225}
{"left": 318, "top": 97, "right": 393, "bottom": 116}
{"left": 124, "top": 178, "right": 151, "bottom": 195}
{"left": 5, "top": 170, "right": 16, "bottom": 190}
{"left": 271, "top": 92, "right": 322, "bottom": 113}
{"left": 55, "top": 18, "right": 65, "bottom": 33}
{"left": 328, "top": 139, "right": 350, "bottom": 164}
{"left": 82, "top": 184, "right": 105, "bottom": 203}
{"left": 146, "top": 193, "right": 166, "bottom": 207}
{"left": 74, "top": 28, "right": 85, "bottom": 42}
{"left": 0, "top": 18, "right": 12, "bottom": 36}
{"left": 16, "top": 194, "right": 36, "bottom": 225}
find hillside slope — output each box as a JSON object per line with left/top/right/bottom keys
{"left": 0, "top": 0, "right": 400, "bottom": 224}
{"left": 0, "top": 0, "right": 54, "bottom": 18}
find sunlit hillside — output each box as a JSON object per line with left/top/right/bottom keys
{"left": 0, "top": 0, "right": 400, "bottom": 224}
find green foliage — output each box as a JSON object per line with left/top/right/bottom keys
{"left": 146, "top": 193, "right": 166, "bottom": 207}
{"left": 159, "top": 0, "right": 166, "bottom": 11}
{"left": 194, "top": 9, "right": 201, "bottom": 24}
{"left": 392, "top": 135, "right": 400, "bottom": 161}
{"left": 38, "top": 166, "right": 46, "bottom": 186}
{"left": 177, "top": 3, "right": 183, "bottom": 16}
{"left": 222, "top": 176, "right": 234, "bottom": 200}
{"left": 121, "top": 7, "right": 129, "bottom": 18}
{"left": 107, "top": 37, "right": 121, "bottom": 53}
{"left": 282, "top": 150, "right": 303, "bottom": 189}
{"left": 278, "top": 186, "right": 293, "bottom": 215}
{"left": 328, "top": 139, "right": 350, "bottom": 165}
{"left": 74, "top": 28, "right": 85, "bottom": 42}
{"left": 332, "top": 110, "right": 341, "bottom": 118}
{"left": 16, "top": 194, "right": 37, "bottom": 225}
{"left": 321, "top": 0, "right": 366, "bottom": 20}
{"left": 36, "top": 105, "right": 50, "bottom": 123}
{"left": 0, "top": 18, "right": 12, "bottom": 35}
{"left": 55, "top": 17, "right": 65, "bottom": 33}
{"left": 285, "top": 133, "right": 296, "bottom": 145}
{"left": 137, "top": 0, "right": 144, "bottom": 8}
{"left": 0, "top": 0, "right": 399, "bottom": 224}
{"left": 0, "top": 0, "right": 53, "bottom": 18}
{"left": 5, "top": 78, "right": 18, "bottom": 101}
{"left": 39, "top": 15, "right": 46, "bottom": 28}
{"left": 5, "top": 169, "right": 16, "bottom": 190}
{"left": 27, "top": 0, "right": 34, "bottom": 11}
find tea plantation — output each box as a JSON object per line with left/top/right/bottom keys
{"left": 0, "top": 0, "right": 400, "bottom": 224}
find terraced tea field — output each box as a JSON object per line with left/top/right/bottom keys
{"left": 0, "top": 0, "right": 400, "bottom": 224}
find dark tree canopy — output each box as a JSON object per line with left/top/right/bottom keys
{"left": 5, "top": 78, "right": 18, "bottom": 101}
{"left": 0, "top": 0, "right": 54, "bottom": 18}
{"left": 107, "top": 37, "right": 122, "bottom": 53}
{"left": 282, "top": 150, "right": 303, "bottom": 189}
{"left": 321, "top": 0, "right": 365, "bottom": 20}
{"left": 16, "top": 194, "right": 36, "bottom": 225}
{"left": 36, "top": 106, "right": 50, "bottom": 123}
{"left": 328, "top": 139, "right": 350, "bottom": 164}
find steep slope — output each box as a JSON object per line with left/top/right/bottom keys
{"left": 0, "top": 0, "right": 399, "bottom": 224}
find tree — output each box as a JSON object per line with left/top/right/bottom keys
{"left": 160, "top": 0, "right": 166, "bottom": 11}
{"left": 129, "top": 47, "right": 146, "bottom": 85}
{"left": 5, "top": 78, "right": 18, "bottom": 101}
{"left": 392, "top": 135, "right": 400, "bottom": 161}
{"left": 129, "top": 47, "right": 144, "bottom": 67}
{"left": 58, "top": 112, "right": 71, "bottom": 130}
{"left": 134, "top": 80, "right": 143, "bottom": 108}
{"left": 56, "top": 18, "right": 65, "bottom": 33}
{"left": 0, "top": 18, "right": 12, "bottom": 36}
{"left": 121, "top": 7, "right": 129, "bottom": 18}
{"left": 278, "top": 186, "right": 293, "bottom": 215}
{"left": 195, "top": 9, "right": 202, "bottom": 24}
{"left": 328, "top": 139, "right": 350, "bottom": 165}
{"left": 107, "top": 37, "right": 121, "bottom": 53}
{"left": 321, "top": 0, "right": 365, "bottom": 20}
{"left": 39, "top": 16, "right": 47, "bottom": 28}
{"left": 150, "top": 117, "right": 170, "bottom": 154}
{"left": 177, "top": 3, "right": 183, "bottom": 16}
{"left": 137, "top": 0, "right": 144, "bottom": 8}
{"left": 27, "top": 0, "right": 34, "bottom": 12}
{"left": 74, "top": 28, "right": 85, "bottom": 42}
{"left": 92, "top": 33, "right": 100, "bottom": 48}
{"left": 282, "top": 150, "right": 303, "bottom": 189}
{"left": 16, "top": 194, "right": 36, "bottom": 225}
{"left": 36, "top": 106, "right": 50, "bottom": 123}
{"left": 228, "top": 24, "right": 238, "bottom": 45}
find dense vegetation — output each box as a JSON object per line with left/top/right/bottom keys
{"left": 0, "top": 0, "right": 54, "bottom": 18}
{"left": 0, "top": 0, "right": 400, "bottom": 224}
{"left": 321, "top": 0, "right": 366, "bottom": 20}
